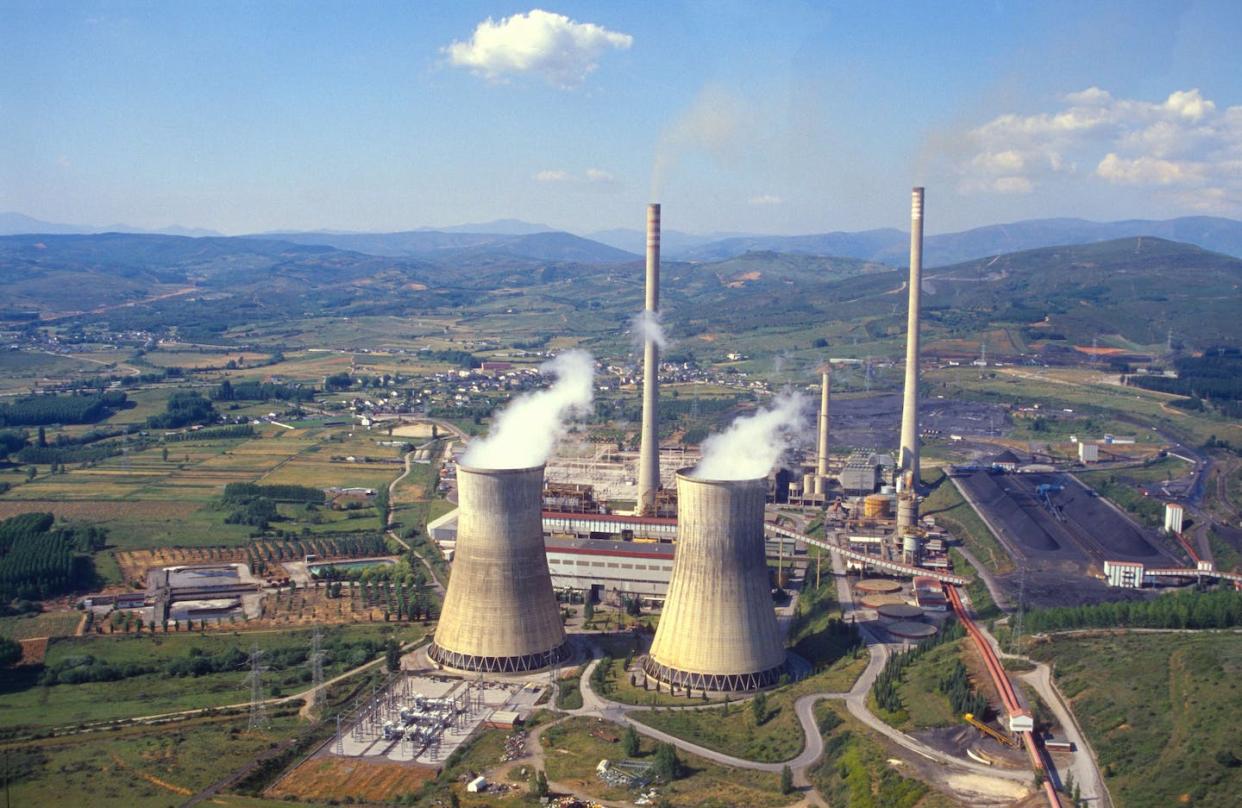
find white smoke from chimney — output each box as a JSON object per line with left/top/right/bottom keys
{"left": 651, "top": 84, "right": 748, "bottom": 200}
{"left": 631, "top": 310, "right": 669, "bottom": 352}
{"left": 462, "top": 350, "right": 595, "bottom": 469}
{"left": 691, "top": 391, "right": 811, "bottom": 480}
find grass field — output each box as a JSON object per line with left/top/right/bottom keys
{"left": 871, "top": 639, "right": 967, "bottom": 731}
{"left": 541, "top": 716, "right": 796, "bottom": 808}
{"left": 1028, "top": 631, "right": 1242, "bottom": 808}
{"left": 0, "top": 609, "right": 82, "bottom": 640}
{"left": 809, "top": 701, "right": 966, "bottom": 808}
{"left": 0, "top": 623, "right": 419, "bottom": 732}
{"left": 3, "top": 713, "right": 305, "bottom": 808}
{"left": 631, "top": 650, "right": 868, "bottom": 763}
{"left": 922, "top": 469, "right": 1014, "bottom": 575}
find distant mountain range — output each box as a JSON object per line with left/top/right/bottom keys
{"left": 6, "top": 210, "right": 1242, "bottom": 268}
{"left": 255, "top": 229, "right": 637, "bottom": 264}
{"left": 604, "top": 216, "right": 1242, "bottom": 265}
{"left": 0, "top": 212, "right": 223, "bottom": 238}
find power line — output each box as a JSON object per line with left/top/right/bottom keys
{"left": 246, "top": 644, "right": 269, "bottom": 730}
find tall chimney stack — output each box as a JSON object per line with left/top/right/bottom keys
{"left": 899, "top": 187, "right": 924, "bottom": 486}
{"left": 815, "top": 367, "right": 830, "bottom": 495}
{"left": 637, "top": 203, "right": 661, "bottom": 515}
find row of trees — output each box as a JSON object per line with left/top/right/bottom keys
{"left": 0, "top": 391, "right": 127, "bottom": 427}
{"left": 213, "top": 380, "right": 315, "bottom": 403}
{"left": 1025, "top": 588, "right": 1242, "bottom": 633}
{"left": 39, "top": 634, "right": 384, "bottom": 686}
{"left": 0, "top": 513, "right": 103, "bottom": 602}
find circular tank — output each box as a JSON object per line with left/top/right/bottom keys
{"left": 877, "top": 602, "right": 925, "bottom": 621}
{"left": 863, "top": 494, "right": 890, "bottom": 518}
{"left": 860, "top": 593, "right": 904, "bottom": 608}
{"left": 886, "top": 621, "right": 938, "bottom": 640}
{"left": 429, "top": 465, "right": 570, "bottom": 673}
{"left": 644, "top": 471, "right": 787, "bottom": 692}
{"left": 855, "top": 579, "right": 902, "bottom": 594}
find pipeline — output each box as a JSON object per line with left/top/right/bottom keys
{"left": 946, "top": 584, "right": 1064, "bottom": 808}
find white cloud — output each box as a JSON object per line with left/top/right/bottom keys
{"left": 533, "top": 167, "right": 620, "bottom": 189}
{"left": 1095, "top": 153, "right": 1205, "bottom": 185}
{"left": 445, "top": 9, "right": 632, "bottom": 88}
{"left": 954, "top": 87, "right": 1242, "bottom": 210}
{"left": 748, "top": 194, "right": 783, "bottom": 206}
{"left": 534, "top": 169, "right": 571, "bottom": 183}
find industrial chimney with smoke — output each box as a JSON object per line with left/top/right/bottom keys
{"left": 637, "top": 203, "right": 661, "bottom": 516}
{"left": 429, "top": 465, "right": 571, "bottom": 673}
{"left": 643, "top": 471, "right": 787, "bottom": 692}
{"left": 899, "top": 187, "right": 924, "bottom": 486}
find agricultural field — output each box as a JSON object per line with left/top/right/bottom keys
{"left": 540, "top": 716, "right": 796, "bottom": 808}
{"left": 266, "top": 754, "right": 436, "bottom": 803}
{"left": 0, "top": 623, "right": 418, "bottom": 732}
{"left": 1028, "top": 631, "right": 1242, "bottom": 808}
{"left": 0, "top": 424, "right": 408, "bottom": 552}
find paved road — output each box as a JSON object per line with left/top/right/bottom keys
{"left": 1019, "top": 663, "right": 1110, "bottom": 808}
{"left": 957, "top": 545, "right": 1013, "bottom": 612}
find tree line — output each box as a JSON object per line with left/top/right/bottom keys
{"left": 213, "top": 380, "right": 315, "bottom": 403}
{"left": 0, "top": 391, "right": 127, "bottom": 427}
{"left": 1025, "top": 588, "right": 1242, "bottom": 633}
{"left": 0, "top": 513, "right": 104, "bottom": 602}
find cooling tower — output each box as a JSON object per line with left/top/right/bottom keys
{"left": 899, "top": 187, "right": 924, "bottom": 485}
{"left": 637, "top": 203, "right": 661, "bottom": 516}
{"left": 429, "top": 465, "right": 570, "bottom": 673}
{"left": 815, "top": 367, "right": 830, "bottom": 495}
{"left": 643, "top": 471, "right": 787, "bottom": 692}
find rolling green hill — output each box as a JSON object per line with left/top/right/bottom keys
{"left": 1, "top": 233, "right": 1239, "bottom": 354}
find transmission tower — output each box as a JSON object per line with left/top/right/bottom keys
{"left": 246, "top": 644, "right": 269, "bottom": 730}
{"left": 1010, "top": 562, "right": 1027, "bottom": 655}
{"left": 308, "top": 626, "right": 326, "bottom": 719}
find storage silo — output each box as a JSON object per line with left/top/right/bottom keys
{"left": 643, "top": 471, "right": 786, "bottom": 691}
{"left": 429, "top": 465, "right": 570, "bottom": 673}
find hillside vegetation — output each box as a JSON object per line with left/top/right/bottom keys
{"left": 1028, "top": 632, "right": 1242, "bottom": 808}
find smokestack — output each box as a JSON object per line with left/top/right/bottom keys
{"left": 899, "top": 187, "right": 924, "bottom": 486}
{"left": 637, "top": 203, "right": 661, "bottom": 515}
{"left": 815, "top": 367, "right": 830, "bottom": 495}
{"left": 643, "top": 471, "right": 787, "bottom": 692}
{"left": 429, "top": 465, "right": 570, "bottom": 673}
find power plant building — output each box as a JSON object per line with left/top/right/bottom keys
{"left": 429, "top": 465, "right": 571, "bottom": 673}
{"left": 643, "top": 472, "right": 787, "bottom": 692}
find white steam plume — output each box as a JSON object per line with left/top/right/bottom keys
{"left": 631, "top": 310, "right": 669, "bottom": 352}
{"left": 651, "top": 84, "right": 749, "bottom": 200}
{"left": 691, "top": 391, "right": 811, "bottom": 480}
{"left": 462, "top": 350, "right": 595, "bottom": 469}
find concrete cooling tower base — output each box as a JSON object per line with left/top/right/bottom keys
{"left": 642, "top": 656, "right": 788, "bottom": 693}
{"left": 428, "top": 642, "right": 573, "bottom": 675}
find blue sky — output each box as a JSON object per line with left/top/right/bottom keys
{"left": 3, "top": 1, "right": 1240, "bottom": 235}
